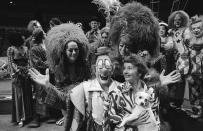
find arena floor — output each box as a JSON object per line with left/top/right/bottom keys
{"left": 0, "top": 114, "right": 63, "bottom": 131}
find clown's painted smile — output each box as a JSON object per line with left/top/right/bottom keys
{"left": 96, "top": 55, "right": 113, "bottom": 86}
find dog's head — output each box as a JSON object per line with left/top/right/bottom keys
{"left": 134, "top": 91, "right": 151, "bottom": 109}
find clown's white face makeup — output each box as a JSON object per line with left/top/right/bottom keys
{"left": 191, "top": 21, "right": 203, "bottom": 38}
{"left": 96, "top": 55, "right": 113, "bottom": 87}
{"left": 65, "top": 41, "right": 79, "bottom": 63}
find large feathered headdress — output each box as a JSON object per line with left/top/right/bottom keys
{"left": 109, "top": 1, "right": 160, "bottom": 57}
{"left": 45, "top": 23, "right": 89, "bottom": 72}
{"left": 91, "top": 0, "right": 121, "bottom": 24}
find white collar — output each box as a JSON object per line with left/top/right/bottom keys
{"left": 88, "top": 79, "right": 120, "bottom": 93}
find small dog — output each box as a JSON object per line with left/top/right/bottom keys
{"left": 119, "top": 90, "right": 159, "bottom": 131}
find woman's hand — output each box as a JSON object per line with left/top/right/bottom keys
{"left": 160, "top": 70, "right": 181, "bottom": 86}
{"left": 124, "top": 110, "right": 150, "bottom": 127}
{"left": 29, "top": 68, "right": 50, "bottom": 86}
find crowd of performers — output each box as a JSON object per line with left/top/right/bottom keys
{"left": 6, "top": 0, "right": 203, "bottom": 131}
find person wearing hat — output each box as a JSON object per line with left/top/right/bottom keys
{"left": 86, "top": 16, "right": 101, "bottom": 44}
{"left": 28, "top": 46, "right": 121, "bottom": 131}
{"left": 86, "top": 17, "right": 102, "bottom": 75}
{"left": 159, "top": 22, "right": 169, "bottom": 53}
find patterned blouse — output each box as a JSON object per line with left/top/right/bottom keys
{"left": 7, "top": 45, "right": 29, "bottom": 76}
{"left": 108, "top": 81, "right": 160, "bottom": 131}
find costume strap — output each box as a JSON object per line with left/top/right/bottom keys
{"left": 88, "top": 91, "right": 93, "bottom": 114}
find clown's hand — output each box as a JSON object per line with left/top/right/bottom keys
{"left": 160, "top": 70, "right": 181, "bottom": 86}
{"left": 29, "top": 68, "right": 50, "bottom": 87}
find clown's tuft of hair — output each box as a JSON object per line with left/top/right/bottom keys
{"left": 110, "top": 1, "right": 160, "bottom": 57}
{"left": 45, "top": 23, "right": 89, "bottom": 72}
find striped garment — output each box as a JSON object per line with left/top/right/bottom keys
{"left": 108, "top": 81, "right": 160, "bottom": 131}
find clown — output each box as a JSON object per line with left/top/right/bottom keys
{"left": 185, "top": 16, "right": 203, "bottom": 119}
{"left": 29, "top": 46, "right": 121, "bottom": 131}
{"left": 166, "top": 10, "right": 191, "bottom": 75}
{"left": 189, "top": 16, "right": 203, "bottom": 54}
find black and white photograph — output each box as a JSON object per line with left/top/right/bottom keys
{"left": 0, "top": 0, "right": 203, "bottom": 131}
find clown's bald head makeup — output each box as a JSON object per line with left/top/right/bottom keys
{"left": 96, "top": 54, "right": 113, "bottom": 87}
{"left": 190, "top": 18, "right": 203, "bottom": 38}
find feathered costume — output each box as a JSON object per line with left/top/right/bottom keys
{"left": 109, "top": 1, "right": 160, "bottom": 57}
{"left": 43, "top": 23, "right": 120, "bottom": 130}
{"left": 43, "top": 23, "right": 92, "bottom": 131}
{"left": 92, "top": 0, "right": 121, "bottom": 25}
{"left": 45, "top": 23, "right": 89, "bottom": 73}
{"left": 45, "top": 23, "right": 90, "bottom": 89}
{"left": 106, "top": 2, "right": 170, "bottom": 130}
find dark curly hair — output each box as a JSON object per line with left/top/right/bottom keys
{"left": 8, "top": 32, "right": 24, "bottom": 47}
{"left": 168, "top": 10, "right": 190, "bottom": 29}
{"left": 49, "top": 17, "right": 62, "bottom": 27}
{"left": 123, "top": 54, "right": 148, "bottom": 80}
{"left": 45, "top": 23, "right": 91, "bottom": 85}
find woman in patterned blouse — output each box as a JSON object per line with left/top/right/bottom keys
{"left": 108, "top": 55, "right": 160, "bottom": 131}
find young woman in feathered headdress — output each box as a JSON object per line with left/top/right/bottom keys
{"left": 44, "top": 23, "right": 91, "bottom": 126}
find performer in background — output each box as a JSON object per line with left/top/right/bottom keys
{"left": 185, "top": 15, "right": 203, "bottom": 119}
{"left": 29, "top": 28, "right": 48, "bottom": 127}
{"left": 7, "top": 32, "right": 33, "bottom": 127}
{"left": 166, "top": 10, "right": 191, "bottom": 109}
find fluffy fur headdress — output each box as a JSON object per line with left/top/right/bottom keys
{"left": 109, "top": 1, "right": 160, "bottom": 57}
{"left": 45, "top": 23, "right": 89, "bottom": 72}
{"left": 168, "top": 10, "right": 190, "bottom": 29}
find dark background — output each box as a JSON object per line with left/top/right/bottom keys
{"left": 0, "top": 0, "right": 202, "bottom": 32}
